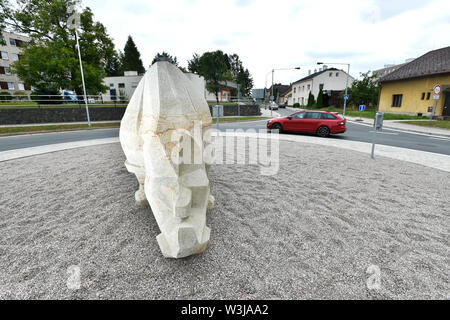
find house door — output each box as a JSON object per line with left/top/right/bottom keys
{"left": 443, "top": 92, "right": 450, "bottom": 116}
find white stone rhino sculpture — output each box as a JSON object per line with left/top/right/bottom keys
{"left": 119, "top": 61, "right": 215, "bottom": 258}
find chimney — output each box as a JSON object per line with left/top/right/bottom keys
{"left": 308, "top": 70, "right": 311, "bottom": 75}
{"left": 323, "top": 65, "right": 328, "bottom": 70}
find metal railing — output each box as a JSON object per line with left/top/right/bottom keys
{"left": 0, "top": 94, "right": 130, "bottom": 108}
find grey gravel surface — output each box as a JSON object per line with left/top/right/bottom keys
{"left": 0, "top": 141, "right": 448, "bottom": 299}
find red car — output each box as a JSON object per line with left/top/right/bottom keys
{"left": 267, "top": 110, "right": 346, "bottom": 137}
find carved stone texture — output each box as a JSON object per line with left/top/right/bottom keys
{"left": 120, "top": 61, "right": 215, "bottom": 258}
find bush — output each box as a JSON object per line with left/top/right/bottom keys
{"left": 31, "top": 86, "right": 63, "bottom": 105}
{"left": 316, "top": 89, "right": 324, "bottom": 108}
{"left": 14, "top": 91, "right": 28, "bottom": 101}
{"left": 0, "top": 91, "right": 12, "bottom": 102}
{"left": 307, "top": 92, "right": 315, "bottom": 107}
{"left": 293, "top": 103, "right": 300, "bottom": 108}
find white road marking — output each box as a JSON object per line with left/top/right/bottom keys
{"left": 350, "top": 121, "right": 450, "bottom": 139}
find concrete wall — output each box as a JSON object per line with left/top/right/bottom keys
{"left": 0, "top": 107, "right": 127, "bottom": 125}
{"left": 378, "top": 74, "right": 450, "bottom": 116}
{"left": 208, "top": 104, "right": 261, "bottom": 117}
{"left": 0, "top": 104, "right": 261, "bottom": 125}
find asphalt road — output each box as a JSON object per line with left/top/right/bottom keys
{"left": 1, "top": 109, "right": 450, "bottom": 155}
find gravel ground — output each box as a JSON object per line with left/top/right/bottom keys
{"left": 0, "top": 141, "right": 448, "bottom": 300}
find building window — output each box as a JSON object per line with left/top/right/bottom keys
{"left": 426, "top": 92, "right": 431, "bottom": 100}
{"left": 392, "top": 94, "right": 403, "bottom": 107}
{"left": 421, "top": 92, "right": 425, "bottom": 100}
{"left": 336, "top": 72, "right": 339, "bottom": 77}
{"left": 9, "top": 38, "right": 16, "bottom": 46}
{"left": 293, "top": 87, "right": 296, "bottom": 93}
{"left": 109, "top": 83, "right": 114, "bottom": 88}
{"left": 5, "top": 67, "right": 11, "bottom": 75}
{"left": 7, "top": 82, "right": 15, "bottom": 90}
{"left": 307, "top": 84, "right": 310, "bottom": 91}
{"left": 11, "top": 53, "right": 19, "bottom": 61}
{"left": 1, "top": 51, "right": 8, "bottom": 60}
{"left": 118, "top": 83, "right": 125, "bottom": 88}
{"left": 319, "top": 83, "right": 324, "bottom": 90}
{"left": 329, "top": 72, "right": 332, "bottom": 77}
{"left": 18, "top": 83, "right": 25, "bottom": 91}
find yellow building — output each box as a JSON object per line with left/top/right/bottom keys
{"left": 378, "top": 46, "right": 450, "bottom": 117}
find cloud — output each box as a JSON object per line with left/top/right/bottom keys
{"left": 235, "top": 0, "right": 252, "bottom": 7}
{"left": 83, "top": 0, "right": 450, "bottom": 87}
{"left": 212, "top": 38, "right": 232, "bottom": 47}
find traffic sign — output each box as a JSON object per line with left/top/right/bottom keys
{"left": 433, "top": 95, "right": 440, "bottom": 100}
{"left": 344, "top": 94, "right": 349, "bottom": 100}
{"left": 359, "top": 105, "right": 366, "bottom": 111}
{"left": 433, "top": 85, "right": 441, "bottom": 95}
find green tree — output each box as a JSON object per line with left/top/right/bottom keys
{"left": 3, "top": 0, "right": 117, "bottom": 95}
{"left": 187, "top": 53, "right": 201, "bottom": 74}
{"left": 347, "top": 71, "right": 380, "bottom": 107}
{"left": 316, "top": 88, "right": 324, "bottom": 108}
{"left": 0, "top": 0, "right": 7, "bottom": 44}
{"left": 121, "top": 35, "right": 145, "bottom": 74}
{"left": 307, "top": 91, "right": 315, "bottom": 107}
{"left": 228, "top": 54, "right": 253, "bottom": 97}
{"left": 188, "top": 50, "right": 232, "bottom": 103}
{"left": 105, "top": 52, "right": 122, "bottom": 76}
{"left": 152, "top": 51, "right": 187, "bottom": 72}
{"left": 152, "top": 51, "right": 178, "bottom": 65}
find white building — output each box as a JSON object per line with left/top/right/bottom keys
{"left": 373, "top": 59, "right": 414, "bottom": 80}
{"left": 291, "top": 67, "right": 354, "bottom": 106}
{"left": 0, "top": 31, "right": 31, "bottom": 93}
{"left": 185, "top": 73, "right": 237, "bottom": 102}
{"left": 102, "top": 71, "right": 143, "bottom": 101}
{"left": 103, "top": 70, "right": 238, "bottom": 103}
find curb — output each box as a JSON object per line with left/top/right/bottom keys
{"left": 1, "top": 132, "right": 449, "bottom": 173}
{"left": 347, "top": 119, "right": 450, "bottom": 138}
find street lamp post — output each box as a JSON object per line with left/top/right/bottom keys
{"left": 317, "top": 62, "right": 350, "bottom": 117}
{"left": 68, "top": 6, "right": 91, "bottom": 126}
{"left": 75, "top": 30, "right": 91, "bottom": 126}
{"left": 266, "top": 67, "right": 301, "bottom": 118}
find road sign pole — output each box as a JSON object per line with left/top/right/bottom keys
{"left": 271, "top": 69, "right": 274, "bottom": 118}
{"left": 430, "top": 85, "right": 441, "bottom": 122}
{"left": 343, "top": 64, "right": 350, "bottom": 117}
{"left": 237, "top": 84, "right": 241, "bottom": 121}
{"left": 371, "top": 115, "right": 378, "bottom": 159}
{"left": 430, "top": 99, "right": 437, "bottom": 122}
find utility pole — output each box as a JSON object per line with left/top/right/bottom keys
{"left": 266, "top": 67, "right": 301, "bottom": 118}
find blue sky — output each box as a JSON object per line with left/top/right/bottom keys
{"left": 84, "top": 0, "right": 450, "bottom": 87}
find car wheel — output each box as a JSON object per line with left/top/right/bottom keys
{"left": 317, "top": 126, "right": 330, "bottom": 137}
{"left": 272, "top": 122, "right": 283, "bottom": 133}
